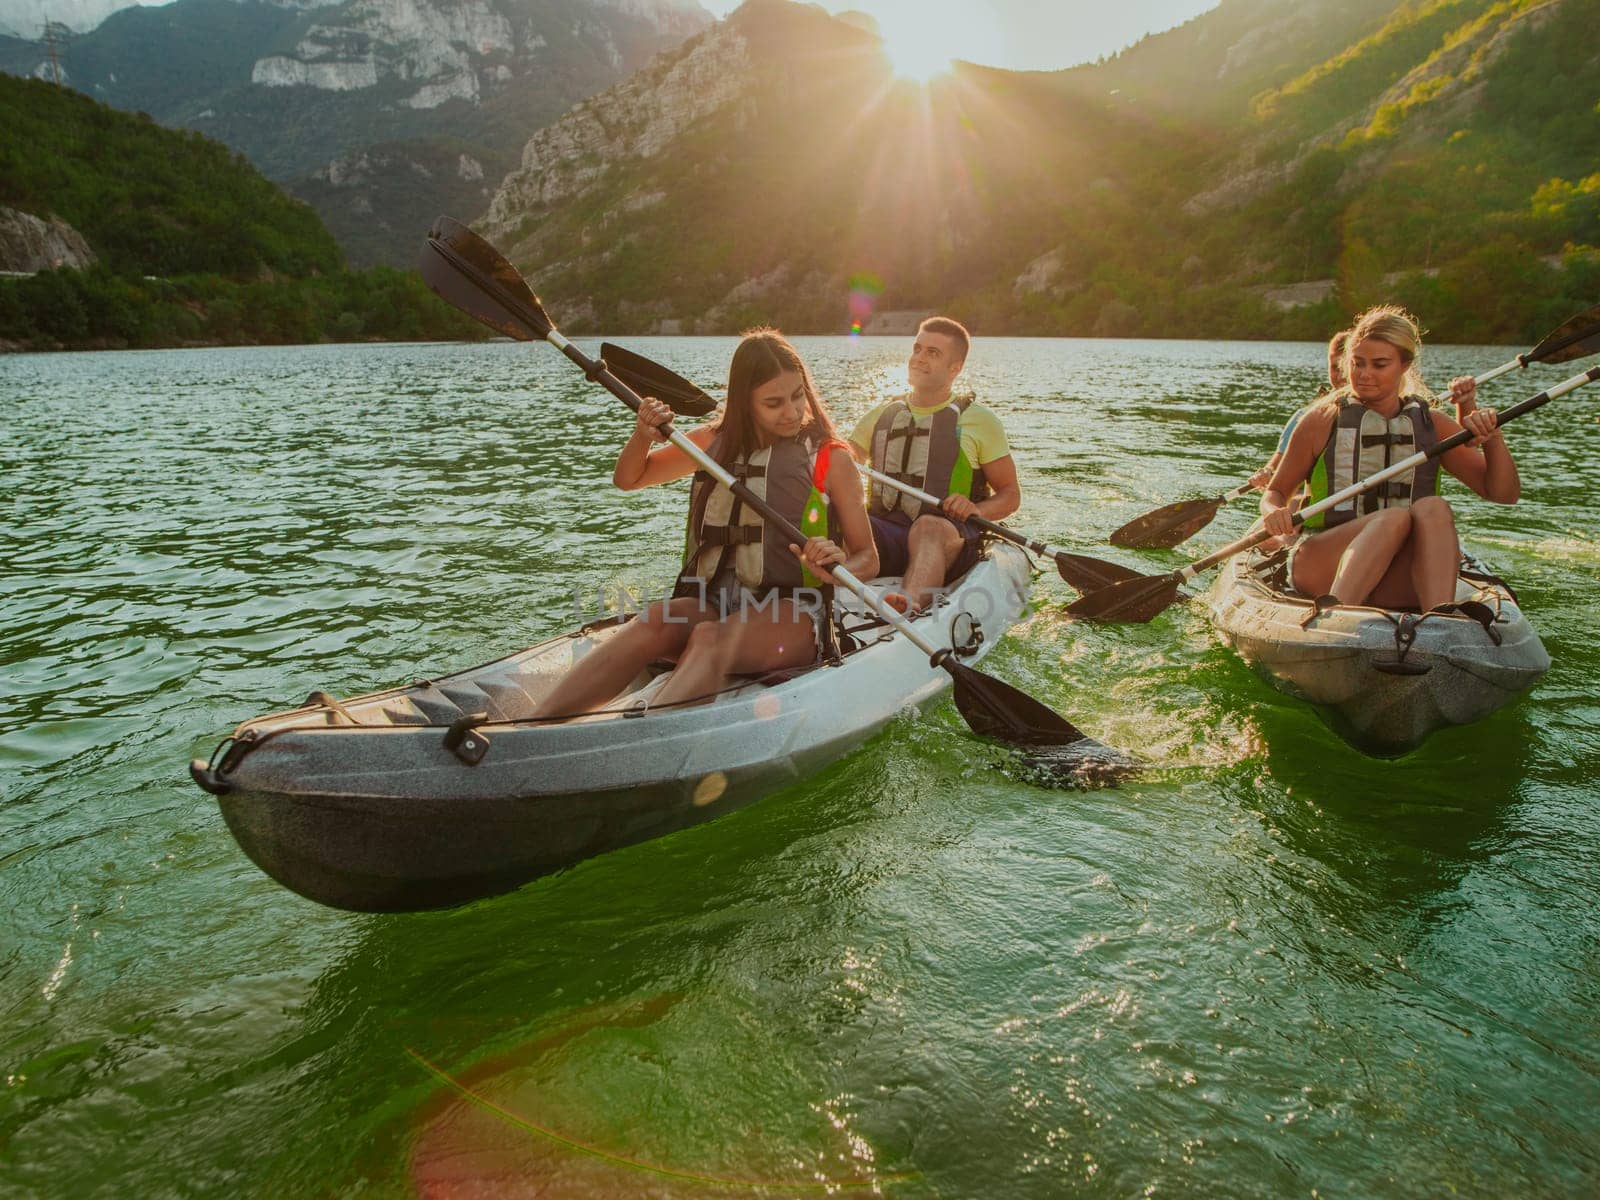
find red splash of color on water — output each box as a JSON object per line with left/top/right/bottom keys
{"left": 405, "top": 995, "right": 909, "bottom": 1199}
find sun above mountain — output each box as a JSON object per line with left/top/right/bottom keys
{"left": 881, "top": 26, "right": 954, "bottom": 82}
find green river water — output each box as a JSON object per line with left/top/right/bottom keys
{"left": 2, "top": 337, "right": 1598, "bottom": 1197}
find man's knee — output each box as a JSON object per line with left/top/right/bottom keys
{"left": 908, "top": 514, "right": 961, "bottom": 552}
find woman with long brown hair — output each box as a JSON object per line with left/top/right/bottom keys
{"left": 1261, "top": 305, "right": 1519, "bottom": 610}
{"left": 531, "top": 329, "right": 877, "bottom": 719}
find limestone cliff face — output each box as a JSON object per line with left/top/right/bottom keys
{"left": 604, "top": 0, "right": 708, "bottom": 40}
{"left": 251, "top": 0, "right": 517, "bottom": 109}
{"left": 248, "top": 0, "right": 710, "bottom": 111}
{"left": 482, "top": 18, "right": 752, "bottom": 237}
{"left": 0, "top": 207, "right": 96, "bottom": 273}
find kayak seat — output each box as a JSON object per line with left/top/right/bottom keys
{"left": 1248, "top": 546, "right": 1293, "bottom": 592}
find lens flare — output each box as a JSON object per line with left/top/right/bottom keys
{"left": 847, "top": 271, "right": 884, "bottom": 336}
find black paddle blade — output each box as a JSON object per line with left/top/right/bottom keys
{"left": 946, "top": 660, "right": 1139, "bottom": 789}
{"left": 1065, "top": 573, "right": 1183, "bottom": 623}
{"left": 948, "top": 659, "right": 1087, "bottom": 747}
{"left": 600, "top": 342, "right": 718, "bottom": 417}
{"left": 1109, "top": 495, "right": 1224, "bottom": 549}
{"left": 1055, "top": 552, "right": 1144, "bottom": 593}
{"left": 423, "top": 215, "right": 553, "bottom": 338}
{"left": 420, "top": 239, "right": 539, "bottom": 341}
{"left": 1530, "top": 302, "right": 1600, "bottom": 365}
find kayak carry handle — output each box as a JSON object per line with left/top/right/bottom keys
{"left": 443, "top": 712, "right": 491, "bottom": 765}
{"left": 190, "top": 758, "right": 232, "bottom": 795}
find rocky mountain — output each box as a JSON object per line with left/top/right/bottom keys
{"left": 0, "top": 0, "right": 710, "bottom": 264}
{"left": 0, "top": 206, "right": 96, "bottom": 272}
{"left": 291, "top": 136, "right": 515, "bottom": 268}
{"left": 0, "top": 0, "right": 146, "bottom": 38}
{"left": 479, "top": 0, "right": 1600, "bottom": 342}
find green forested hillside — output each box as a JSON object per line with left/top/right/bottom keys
{"left": 0, "top": 73, "right": 481, "bottom": 349}
{"left": 483, "top": 0, "right": 1600, "bottom": 343}
{"left": 0, "top": 72, "right": 339, "bottom": 276}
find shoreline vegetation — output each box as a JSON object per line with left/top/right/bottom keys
{"left": 5, "top": 252, "right": 1597, "bottom": 354}
{"left": 0, "top": 264, "right": 485, "bottom": 353}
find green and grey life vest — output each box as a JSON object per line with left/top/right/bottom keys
{"left": 677, "top": 430, "right": 842, "bottom": 596}
{"left": 867, "top": 393, "right": 989, "bottom": 526}
{"left": 1302, "top": 395, "right": 1442, "bottom": 530}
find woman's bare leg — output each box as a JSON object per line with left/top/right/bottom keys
{"left": 1289, "top": 508, "right": 1413, "bottom": 604}
{"left": 649, "top": 599, "right": 818, "bottom": 709}
{"left": 531, "top": 597, "right": 718, "bottom": 720}
{"left": 1403, "top": 496, "right": 1460, "bottom": 611}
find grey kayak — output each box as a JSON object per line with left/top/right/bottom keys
{"left": 1207, "top": 544, "right": 1549, "bottom": 755}
{"left": 192, "top": 544, "right": 1034, "bottom": 911}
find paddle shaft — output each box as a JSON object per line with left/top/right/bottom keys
{"left": 858, "top": 464, "right": 1075, "bottom": 559}
{"left": 537, "top": 329, "right": 953, "bottom": 662}
{"left": 1170, "top": 364, "right": 1600, "bottom": 584}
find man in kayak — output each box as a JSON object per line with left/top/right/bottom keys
{"left": 848, "top": 317, "right": 1020, "bottom": 612}
{"left": 1249, "top": 329, "right": 1350, "bottom": 490}
{"left": 1261, "top": 305, "right": 1516, "bottom": 610}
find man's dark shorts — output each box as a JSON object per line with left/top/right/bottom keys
{"left": 869, "top": 513, "right": 984, "bottom": 582}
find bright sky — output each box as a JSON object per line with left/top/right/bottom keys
{"left": 700, "top": 0, "right": 1220, "bottom": 74}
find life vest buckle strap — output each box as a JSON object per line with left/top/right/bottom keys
{"left": 883, "top": 426, "right": 931, "bottom": 444}
{"left": 696, "top": 526, "right": 764, "bottom": 547}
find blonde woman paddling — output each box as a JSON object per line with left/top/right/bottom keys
{"left": 532, "top": 330, "right": 877, "bottom": 720}
{"left": 1261, "top": 306, "right": 1519, "bottom": 611}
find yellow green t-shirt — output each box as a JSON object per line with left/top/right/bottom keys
{"left": 848, "top": 394, "right": 1011, "bottom": 471}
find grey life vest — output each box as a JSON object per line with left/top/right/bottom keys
{"left": 1303, "top": 395, "right": 1442, "bottom": 530}
{"left": 677, "top": 429, "right": 840, "bottom": 596}
{"left": 868, "top": 393, "right": 989, "bottom": 525}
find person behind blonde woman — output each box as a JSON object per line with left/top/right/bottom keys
{"left": 1261, "top": 305, "right": 1518, "bottom": 611}
{"left": 531, "top": 329, "right": 877, "bottom": 720}
{"left": 1249, "top": 329, "right": 1351, "bottom": 490}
